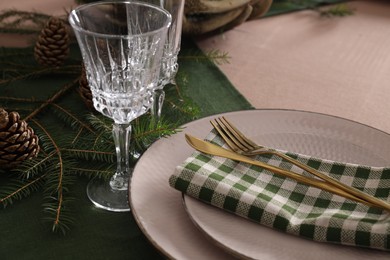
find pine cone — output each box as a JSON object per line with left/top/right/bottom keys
{"left": 0, "top": 108, "right": 40, "bottom": 169}
{"left": 34, "top": 17, "right": 70, "bottom": 67}
{"left": 78, "top": 65, "right": 95, "bottom": 111}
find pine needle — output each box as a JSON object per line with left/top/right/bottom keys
{"left": 179, "top": 49, "right": 231, "bottom": 65}
{"left": 320, "top": 4, "right": 354, "bottom": 17}
{"left": 0, "top": 174, "right": 46, "bottom": 207}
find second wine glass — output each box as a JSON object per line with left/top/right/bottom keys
{"left": 147, "top": 0, "right": 185, "bottom": 127}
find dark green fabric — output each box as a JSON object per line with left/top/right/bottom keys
{"left": 0, "top": 1, "right": 347, "bottom": 258}
{"left": 1, "top": 178, "right": 162, "bottom": 260}
{"left": 0, "top": 38, "right": 252, "bottom": 259}
{"left": 178, "top": 39, "right": 253, "bottom": 116}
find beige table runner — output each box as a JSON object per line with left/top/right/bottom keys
{"left": 197, "top": 1, "right": 390, "bottom": 133}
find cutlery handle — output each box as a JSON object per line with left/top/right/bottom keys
{"left": 269, "top": 150, "right": 390, "bottom": 212}
{"left": 228, "top": 151, "right": 377, "bottom": 209}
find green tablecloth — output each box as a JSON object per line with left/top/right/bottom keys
{"left": 0, "top": 1, "right": 346, "bottom": 258}
{"left": 0, "top": 38, "right": 252, "bottom": 259}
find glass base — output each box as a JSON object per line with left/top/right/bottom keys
{"left": 87, "top": 178, "right": 130, "bottom": 212}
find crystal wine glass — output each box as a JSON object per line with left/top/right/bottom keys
{"left": 69, "top": 1, "right": 171, "bottom": 212}
{"left": 147, "top": 0, "right": 184, "bottom": 126}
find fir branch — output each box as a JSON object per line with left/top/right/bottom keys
{"left": 23, "top": 77, "right": 79, "bottom": 121}
{"left": 70, "top": 132, "right": 115, "bottom": 158}
{"left": 164, "top": 96, "right": 200, "bottom": 119}
{"left": 205, "top": 49, "right": 231, "bottom": 65}
{"left": 131, "top": 116, "right": 178, "bottom": 150}
{"left": 175, "top": 71, "right": 188, "bottom": 89}
{"left": 42, "top": 193, "right": 75, "bottom": 235}
{"left": 32, "top": 119, "right": 64, "bottom": 191}
{"left": 51, "top": 103, "right": 96, "bottom": 134}
{"left": 173, "top": 80, "right": 185, "bottom": 100}
{"left": 61, "top": 148, "right": 115, "bottom": 163}
{"left": 179, "top": 49, "right": 231, "bottom": 65}
{"left": 163, "top": 81, "right": 200, "bottom": 121}
{"left": 320, "top": 4, "right": 354, "bottom": 17}
{"left": 85, "top": 114, "right": 115, "bottom": 148}
{"left": 1, "top": 65, "right": 81, "bottom": 83}
{"left": 87, "top": 114, "right": 113, "bottom": 133}
{"left": 12, "top": 151, "right": 57, "bottom": 179}
{"left": 71, "top": 128, "right": 85, "bottom": 145}
{"left": 0, "top": 173, "right": 46, "bottom": 207}
{"left": 68, "top": 165, "right": 114, "bottom": 180}
{"left": 0, "top": 67, "right": 55, "bottom": 84}
{"left": 31, "top": 119, "right": 69, "bottom": 233}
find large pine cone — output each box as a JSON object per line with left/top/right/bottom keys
{"left": 183, "top": 0, "right": 273, "bottom": 35}
{"left": 34, "top": 17, "right": 70, "bottom": 67}
{"left": 0, "top": 109, "right": 40, "bottom": 169}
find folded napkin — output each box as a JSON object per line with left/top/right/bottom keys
{"left": 169, "top": 131, "right": 390, "bottom": 251}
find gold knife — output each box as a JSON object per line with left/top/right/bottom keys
{"left": 185, "top": 134, "right": 390, "bottom": 212}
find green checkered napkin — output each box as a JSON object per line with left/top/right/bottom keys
{"left": 169, "top": 131, "right": 390, "bottom": 251}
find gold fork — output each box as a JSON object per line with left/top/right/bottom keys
{"left": 210, "top": 116, "right": 390, "bottom": 211}
{"left": 185, "top": 134, "right": 381, "bottom": 209}
{"left": 211, "top": 116, "right": 323, "bottom": 172}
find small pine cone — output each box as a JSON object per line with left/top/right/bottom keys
{"left": 78, "top": 65, "right": 95, "bottom": 111}
{"left": 34, "top": 17, "right": 70, "bottom": 67}
{"left": 0, "top": 108, "right": 40, "bottom": 169}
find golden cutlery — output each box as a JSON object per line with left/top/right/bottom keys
{"left": 185, "top": 133, "right": 390, "bottom": 211}
{"left": 210, "top": 116, "right": 390, "bottom": 212}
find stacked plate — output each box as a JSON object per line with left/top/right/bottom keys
{"left": 129, "top": 110, "right": 390, "bottom": 259}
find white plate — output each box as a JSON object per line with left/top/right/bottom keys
{"left": 130, "top": 110, "right": 390, "bottom": 259}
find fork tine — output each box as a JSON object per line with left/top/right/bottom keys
{"left": 211, "top": 119, "right": 250, "bottom": 151}
{"left": 217, "top": 117, "right": 252, "bottom": 151}
{"left": 221, "top": 116, "right": 258, "bottom": 150}
{"left": 210, "top": 120, "right": 243, "bottom": 153}
{"left": 215, "top": 118, "right": 251, "bottom": 151}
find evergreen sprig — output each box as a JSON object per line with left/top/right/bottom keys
{"left": 179, "top": 49, "right": 231, "bottom": 65}
{"left": 320, "top": 3, "right": 354, "bottom": 17}
{"left": 0, "top": 172, "right": 46, "bottom": 207}
{"left": 13, "top": 152, "right": 56, "bottom": 179}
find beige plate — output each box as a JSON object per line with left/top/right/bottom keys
{"left": 130, "top": 110, "right": 390, "bottom": 259}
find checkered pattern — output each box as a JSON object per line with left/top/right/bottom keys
{"left": 169, "top": 131, "right": 390, "bottom": 251}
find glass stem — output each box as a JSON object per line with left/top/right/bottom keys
{"left": 169, "top": 77, "right": 177, "bottom": 86}
{"left": 151, "top": 89, "right": 165, "bottom": 128}
{"left": 110, "top": 123, "right": 132, "bottom": 191}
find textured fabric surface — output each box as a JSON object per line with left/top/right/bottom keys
{"left": 196, "top": 1, "right": 390, "bottom": 134}
{"left": 170, "top": 131, "right": 390, "bottom": 251}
